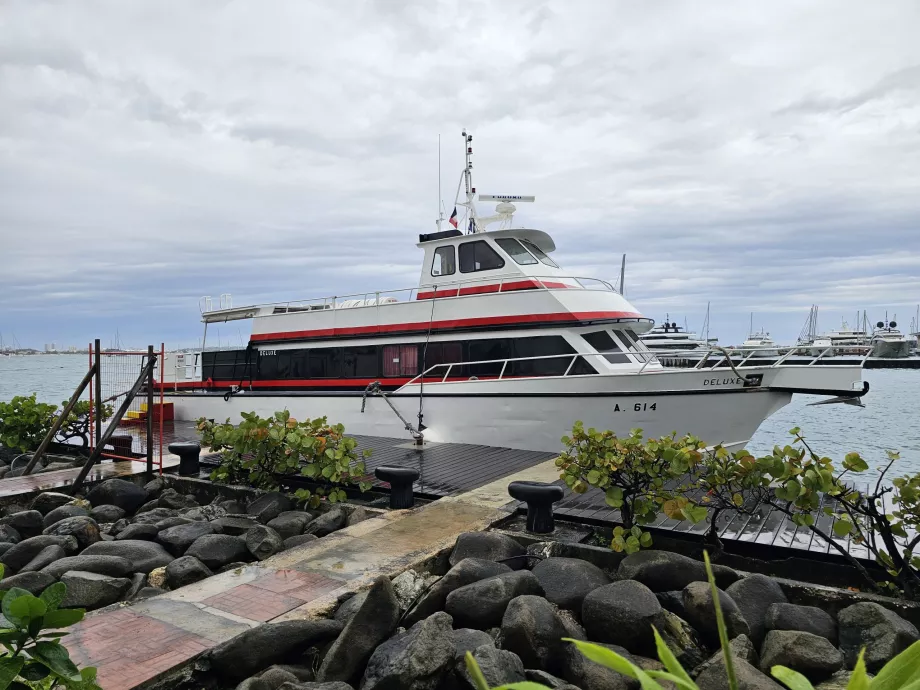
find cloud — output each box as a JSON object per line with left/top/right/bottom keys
{"left": 1, "top": 0, "right": 919, "bottom": 349}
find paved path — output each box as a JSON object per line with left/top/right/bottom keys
{"left": 61, "top": 458, "right": 560, "bottom": 690}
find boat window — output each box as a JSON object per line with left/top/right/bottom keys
{"left": 508, "top": 336, "right": 575, "bottom": 376}
{"left": 495, "top": 238, "right": 538, "bottom": 265}
{"left": 204, "top": 349, "right": 251, "bottom": 381}
{"left": 583, "top": 330, "right": 631, "bottom": 363}
{"left": 308, "top": 348, "right": 341, "bottom": 378}
{"left": 342, "top": 346, "right": 378, "bottom": 378}
{"left": 617, "top": 328, "right": 648, "bottom": 353}
{"left": 468, "top": 338, "right": 512, "bottom": 377}
{"left": 459, "top": 240, "right": 505, "bottom": 273}
{"left": 382, "top": 344, "right": 418, "bottom": 377}
{"left": 431, "top": 246, "right": 456, "bottom": 276}
{"left": 568, "top": 356, "right": 597, "bottom": 375}
{"left": 520, "top": 239, "right": 559, "bottom": 268}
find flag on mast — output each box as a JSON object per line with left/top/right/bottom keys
{"left": 448, "top": 207, "right": 458, "bottom": 228}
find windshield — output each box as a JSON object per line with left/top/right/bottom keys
{"left": 520, "top": 239, "right": 559, "bottom": 268}
{"left": 495, "top": 238, "right": 538, "bottom": 265}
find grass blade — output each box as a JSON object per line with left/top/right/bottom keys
{"left": 770, "top": 665, "right": 815, "bottom": 690}
{"left": 652, "top": 626, "right": 694, "bottom": 687}
{"left": 464, "top": 651, "right": 491, "bottom": 690}
{"left": 703, "top": 550, "right": 738, "bottom": 690}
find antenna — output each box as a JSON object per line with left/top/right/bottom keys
{"left": 619, "top": 254, "right": 626, "bottom": 296}
{"left": 436, "top": 134, "right": 445, "bottom": 230}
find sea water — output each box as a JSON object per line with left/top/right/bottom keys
{"left": 1, "top": 354, "right": 916, "bottom": 478}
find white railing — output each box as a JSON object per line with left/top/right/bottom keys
{"left": 637, "top": 344, "right": 873, "bottom": 373}
{"left": 404, "top": 352, "right": 615, "bottom": 385}
{"left": 199, "top": 274, "right": 617, "bottom": 316}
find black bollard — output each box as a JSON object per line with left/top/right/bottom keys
{"left": 168, "top": 441, "right": 201, "bottom": 477}
{"left": 508, "top": 480, "right": 565, "bottom": 534}
{"left": 109, "top": 435, "right": 134, "bottom": 457}
{"left": 375, "top": 466, "right": 420, "bottom": 509}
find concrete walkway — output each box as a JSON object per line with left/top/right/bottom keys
{"left": 61, "top": 458, "right": 560, "bottom": 690}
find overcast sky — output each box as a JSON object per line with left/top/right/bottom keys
{"left": 2, "top": 0, "right": 919, "bottom": 350}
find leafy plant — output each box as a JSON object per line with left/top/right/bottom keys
{"left": 199, "top": 411, "right": 371, "bottom": 507}
{"left": 0, "top": 564, "right": 101, "bottom": 689}
{"left": 0, "top": 395, "right": 58, "bottom": 454}
{"left": 557, "top": 424, "right": 708, "bottom": 552}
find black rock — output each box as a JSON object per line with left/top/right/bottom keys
{"left": 766, "top": 603, "right": 837, "bottom": 643}
{"left": 246, "top": 525, "right": 285, "bottom": 561}
{"left": 693, "top": 633, "right": 759, "bottom": 679}
{"left": 304, "top": 508, "right": 346, "bottom": 537}
{"left": 759, "top": 630, "right": 843, "bottom": 682}
{"left": 1, "top": 510, "right": 45, "bottom": 539}
{"left": 404, "top": 558, "right": 512, "bottom": 627}
{"left": 213, "top": 515, "right": 262, "bottom": 536}
{"left": 582, "top": 580, "right": 665, "bottom": 656}
{"left": 838, "top": 601, "right": 920, "bottom": 673}
{"left": 562, "top": 641, "right": 638, "bottom": 690}
{"left": 143, "top": 477, "right": 165, "bottom": 498}
{"left": 19, "top": 544, "right": 65, "bottom": 573}
{"left": 0, "top": 525, "right": 21, "bottom": 544}
{"left": 525, "top": 669, "right": 571, "bottom": 688}
{"left": 30, "top": 492, "right": 75, "bottom": 515}
{"left": 247, "top": 492, "right": 293, "bottom": 523}
{"left": 725, "top": 574, "right": 789, "bottom": 646}
{"left": 334, "top": 591, "right": 369, "bottom": 623}
{"left": 41, "top": 554, "right": 135, "bottom": 579}
{"left": 267, "top": 511, "right": 313, "bottom": 539}
{"left": 449, "top": 532, "right": 526, "bottom": 570}
{"left": 531, "top": 557, "right": 611, "bottom": 611}
{"left": 116, "top": 524, "right": 160, "bottom": 541}
{"left": 185, "top": 534, "right": 249, "bottom": 570}
{"left": 42, "top": 505, "right": 89, "bottom": 529}
{"left": 453, "top": 644, "right": 526, "bottom": 689}
{"left": 42, "top": 516, "right": 101, "bottom": 550}
{"left": 90, "top": 504, "right": 126, "bottom": 524}
{"left": 445, "top": 570, "right": 543, "bottom": 630}
{"left": 0, "top": 570, "right": 56, "bottom": 595}
{"left": 657, "top": 609, "right": 709, "bottom": 669}
{"left": 107, "top": 518, "right": 129, "bottom": 535}
{"left": 166, "top": 555, "right": 214, "bottom": 588}
{"left": 219, "top": 499, "right": 247, "bottom": 514}
{"left": 618, "top": 550, "right": 740, "bottom": 592}
{"left": 204, "top": 619, "right": 343, "bottom": 682}
{"left": 125, "top": 572, "right": 148, "bottom": 601}
{"left": 60, "top": 571, "right": 131, "bottom": 609}
{"left": 0, "top": 543, "right": 14, "bottom": 557}
{"left": 132, "top": 587, "right": 165, "bottom": 601}
{"left": 499, "top": 594, "right": 570, "bottom": 675}
{"left": 135, "top": 499, "right": 160, "bottom": 514}
{"left": 217, "top": 561, "right": 249, "bottom": 574}
{"left": 361, "top": 611, "right": 456, "bottom": 690}
{"left": 283, "top": 534, "right": 320, "bottom": 550}
{"left": 155, "top": 517, "right": 196, "bottom": 530}
{"left": 157, "top": 521, "right": 217, "bottom": 556}
{"left": 682, "top": 581, "right": 750, "bottom": 645}
{"left": 1, "top": 535, "right": 79, "bottom": 571}
{"left": 278, "top": 684, "right": 353, "bottom": 690}
{"left": 454, "top": 629, "right": 494, "bottom": 656}
{"left": 87, "top": 478, "right": 148, "bottom": 514}
{"left": 317, "top": 575, "right": 401, "bottom": 684}
{"left": 130, "top": 507, "right": 179, "bottom": 525}
{"left": 656, "top": 590, "right": 688, "bottom": 619}
{"left": 180, "top": 504, "right": 227, "bottom": 522}
{"left": 696, "top": 657, "right": 783, "bottom": 690}
{"left": 157, "top": 488, "right": 199, "bottom": 510}
{"left": 81, "top": 539, "right": 175, "bottom": 573}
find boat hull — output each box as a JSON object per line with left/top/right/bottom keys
{"left": 872, "top": 340, "right": 911, "bottom": 359}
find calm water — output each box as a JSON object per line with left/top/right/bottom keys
{"left": 1, "top": 355, "right": 916, "bottom": 478}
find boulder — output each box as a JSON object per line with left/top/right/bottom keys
{"left": 304, "top": 508, "right": 347, "bottom": 537}
{"left": 656, "top": 591, "right": 688, "bottom": 619}
{"left": 618, "top": 550, "right": 739, "bottom": 592}
{"left": 247, "top": 492, "right": 293, "bottom": 523}
{"left": 81, "top": 539, "right": 175, "bottom": 573}
{"left": 254, "top": 667, "right": 299, "bottom": 689}
{"left": 125, "top": 572, "right": 148, "bottom": 601}
{"left": 404, "top": 558, "right": 511, "bottom": 627}
{"left": 157, "top": 521, "right": 218, "bottom": 556}
{"left": 1, "top": 510, "right": 45, "bottom": 538}
{"left": 334, "top": 591, "right": 369, "bottom": 624}
{"left": 180, "top": 504, "right": 228, "bottom": 522}
{"left": 158, "top": 489, "right": 199, "bottom": 510}
{"left": 135, "top": 498, "right": 160, "bottom": 514}
{"left": 317, "top": 576, "right": 401, "bottom": 684}
{"left": 453, "top": 644, "right": 526, "bottom": 689}
{"left": 361, "top": 611, "right": 456, "bottom": 690}
{"left": 90, "top": 504, "right": 126, "bottom": 524}
{"left": 130, "top": 507, "right": 179, "bottom": 525}
{"left": 446, "top": 571, "right": 543, "bottom": 630}
{"left": 838, "top": 602, "right": 920, "bottom": 673}
{"left": 449, "top": 532, "right": 526, "bottom": 570}
{"left": 186, "top": 534, "right": 250, "bottom": 570}
{"left": 143, "top": 477, "right": 165, "bottom": 498}
{"left": 246, "top": 525, "right": 285, "bottom": 561}
{"left": 116, "top": 524, "right": 160, "bottom": 541}
{"left": 267, "top": 511, "right": 313, "bottom": 539}
{"left": 148, "top": 566, "right": 167, "bottom": 588}
{"left": 499, "top": 594, "right": 570, "bottom": 675}
{"left": 204, "top": 619, "right": 343, "bottom": 682}
{"left": 0, "top": 525, "right": 21, "bottom": 544}
{"left": 582, "top": 580, "right": 665, "bottom": 656}
{"left": 1, "top": 535, "right": 79, "bottom": 571}
{"left": 0, "top": 571, "right": 56, "bottom": 595}
{"left": 759, "top": 630, "right": 843, "bottom": 681}
{"left": 693, "top": 633, "right": 759, "bottom": 678}
{"left": 346, "top": 506, "right": 370, "bottom": 527}
{"left": 284, "top": 534, "right": 320, "bottom": 550}
{"left": 765, "top": 603, "right": 836, "bottom": 643}
{"left": 657, "top": 609, "right": 709, "bottom": 669}
{"left": 107, "top": 518, "right": 129, "bottom": 535}
{"left": 166, "top": 555, "right": 214, "bottom": 589}
{"left": 696, "top": 657, "right": 783, "bottom": 690}
{"left": 42, "top": 516, "right": 101, "bottom": 550}
{"left": 278, "top": 684, "right": 353, "bottom": 690}
{"left": 525, "top": 670, "right": 570, "bottom": 688}
{"left": 19, "top": 545, "right": 65, "bottom": 573}
{"left": 60, "top": 571, "right": 131, "bottom": 609}
{"left": 214, "top": 515, "right": 262, "bottom": 536}
{"left": 562, "top": 641, "right": 638, "bottom": 690}
{"left": 0, "top": 543, "right": 14, "bottom": 557}
{"left": 532, "top": 557, "right": 611, "bottom": 611}
{"left": 219, "top": 499, "right": 247, "bottom": 514}
{"left": 30, "top": 491, "right": 75, "bottom": 515}
{"left": 682, "top": 581, "right": 750, "bottom": 645}
{"left": 133, "top": 586, "right": 165, "bottom": 601}
{"left": 87, "top": 478, "right": 148, "bottom": 514}
{"left": 155, "top": 517, "right": 196, "bottom": 530}
{"left": 454, "top": 629, "right": 494, "bottom": 656}
{"left": 725, "top": 574, "right": 788, "bottom": 646}
{"left": 815, "top": 671, "right": 869, "bottom": 690}
{"left": 42, "top": 505, "right": 89, "bottom": 529}
{"left": 391, "top": 569, "right": 439, "bottom": 613}
{"left": 41, "top": 554, "right": 135, "bottom": 579}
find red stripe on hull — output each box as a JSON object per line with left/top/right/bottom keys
{"left": 416, "top": 279, "right": 571, "bottom": 300}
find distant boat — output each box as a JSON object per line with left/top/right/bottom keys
{"left": 871, "top": 319, "right": 910, "bottom": 359}
{"left": 741, "top": 330, "right": 779, "bottom": 358}
{"left": 809, "top": 321, "right": 871, "bottom": 357}
{"left": 639, "top": 314, "right": 716, "bottom": 353}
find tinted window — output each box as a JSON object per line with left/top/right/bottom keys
{"left": 618, "top": 329, "right": 648, "bottom": 353}
{"left": 568, "top": 356, "right": 597, "bottom": 375}
{"left": 343, "top": 346, "right": 378, "bottom": 378}
{"left": 459, "top": 240, "right": 505, "bottom": 273}
{"left": 509, "top": 336, "right": 575, "bottom": 376}
{"left": 583, "top": 330, "right": 630, "bottom": 363}
{"left": 308, "top": 348, "right": 341, "bottom": 378}
{"left": 495, "top": 238, "right": 537, "bottom": 265}
{"left": 431, "top": 246, "right": 456, "bottom": 276}
{"left": 468, "top": 339, "right": 512, "bottom": 377}
{"left": 520, "top": 239, "right": 559, "bottom": 268}
{"left": 205, "top": 349, "right": 250, "bottom": 381}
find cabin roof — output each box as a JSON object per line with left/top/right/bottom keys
{"left": 416, "top": 228, "right": 556, "bottom": 253}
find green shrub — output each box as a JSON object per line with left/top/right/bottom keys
{"left": 55, "top": 401, "right": 113, "bottom": 450}
{"left": 199, "top": 411, "right": 371, "bottom": 507}
{"left": 0, "top": 394, "right": 58, "bottom": 454}
{"left": 0, "top": 564, "right": 100, "bottom": 689}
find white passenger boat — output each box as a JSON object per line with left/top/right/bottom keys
{"left": 871, "top": 319, "right": 911, "bottom": 359}
{"left": 160, "top": 133, "right": 868, "bottom": 452}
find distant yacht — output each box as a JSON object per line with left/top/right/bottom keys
{"left": 809, "top": 321, "right": 871, "bottom": 357}
{"left": 639, "top": 315, "right": 716, "bottom": 353}
{"left": 871, "top": 319, "right": 910, "bottom": 359}
{"left": 740, "top": 329, "right": 779, "bottom": 358}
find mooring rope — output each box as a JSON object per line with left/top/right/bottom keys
{"left": 361, "top": 381, "right": 423, "bottom": 441}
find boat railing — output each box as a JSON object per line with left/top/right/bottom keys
{"left": 199, "top": 274, "right": 617, "bottom": 317}
{"left": 403, "top": 352, "right": 615, "bottom": 385}
{"left": 635, "top": 344, "right": 873, "bottom": 373}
